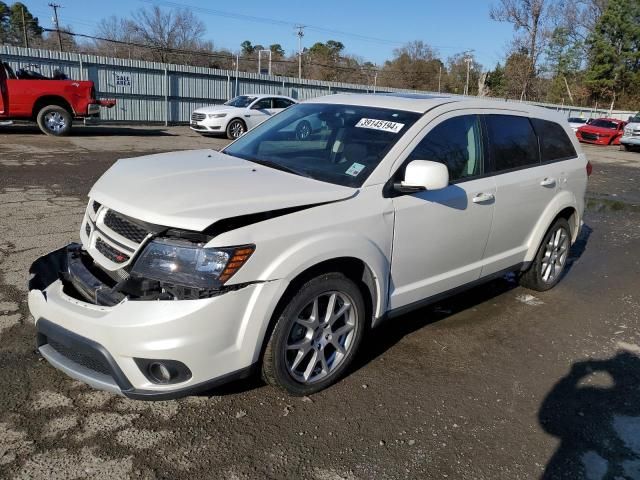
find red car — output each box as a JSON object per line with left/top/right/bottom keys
{"left": 576, "top": 118, "right": 626, "bottom": 145}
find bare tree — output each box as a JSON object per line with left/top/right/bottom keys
{"left": 128, "top": 6, "right": 207, "bottom": 63}
{"left": 490, "top": 0, "right": 560, "bottom": 100}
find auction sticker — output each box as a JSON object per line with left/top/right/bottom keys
{"left": 346, "top": 162, "right": 366, "bottom": 177}
{"left": 355, "top": 118, "right": 405, "bottom": 133}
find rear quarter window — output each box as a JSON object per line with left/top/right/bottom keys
{"left": 531, "top": 118, "right": 577, "bottom": 162}
{"left": 485, "top": 115, "right": 540, "bottom": 172}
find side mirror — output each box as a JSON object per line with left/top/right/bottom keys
{"left": 399, "top": 160, "right": 449, "bottom": 192}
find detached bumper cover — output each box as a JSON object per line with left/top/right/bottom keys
{"left": 28, "top": 244, "right": 284, "bottom": 400}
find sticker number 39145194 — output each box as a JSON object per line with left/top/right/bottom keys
{"left": 355, "top": 118, "right": 405, "bottom": 133}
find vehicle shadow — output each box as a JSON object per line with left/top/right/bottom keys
{"left": 539, "top": 352, "right": 640, "bottom": 479}
{"left": 0, "top": 124, "right": 178, "bottom": 136}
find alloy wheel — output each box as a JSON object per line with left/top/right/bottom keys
{"left": 230, "top": 120, "right": 245, "bottom": 138}
{"left": 541, "top": 226, "right": 569, "bottom": 283}
{"left": 284, "top": 291, "right": 357, "bottom": 384}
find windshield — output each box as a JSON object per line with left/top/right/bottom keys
{"left": 224, "top": 96, "right": 257, "bottom": 108}
{"left": 628, "top": 116, "right": 640, "bottom": 123}
{"left": 223, "top": 103, "right": 421, "bottom": 187}
{"left": 568, "top": 117, "right": 586, "bottom": 124}
{"left": 589, "top": 119, "right": 619, "bottom": 129}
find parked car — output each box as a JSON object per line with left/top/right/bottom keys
{"left": 567, "top": 117, "right": 589, "bottom": 132}
{"left": 29, "top": 93, "right": 589, "bottom": 398}
{"left": 191, "top": 94, "right": 299, "bottom": 139}
{"left": 621, "top": 114, "right": 640, "bottom": 151}
{"left": 0, "top": 60, "right": 115, "bottom": 136}
{"left": 576, "top": 117, "right": 626, "bottom": 145}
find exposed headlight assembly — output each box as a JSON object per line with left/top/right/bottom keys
{"left": 208, "top": 113, "right": 227, "bottom": 118}
{"left": 131, "top": 238, "right": 254, "bottom": 289}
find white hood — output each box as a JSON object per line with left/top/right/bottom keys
{"left": 89, "top": 150, "right": 356, "bottom": 232}
{"left": 194, "top": 105, "right": 238, "bottom": 114}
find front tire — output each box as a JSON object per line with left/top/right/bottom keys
{"left": 226, "top": 119, "right": 246, "bottom": 139}
{"left": 36, "top": 105, "right": 72, "bottom": 136}
{"left": 519, "top": 218, "right": 571, "bottom": 291}
{"left": 262, "top": 273, "right": 366, "bottom": 396}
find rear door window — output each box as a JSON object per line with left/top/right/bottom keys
{"left": 531, "top": 119, "right": 577, "bottom": 162}
{"left": 485, "top": 114, "right": 540, "bottom": 172}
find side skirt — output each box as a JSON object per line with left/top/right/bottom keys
{"left": 379, "top": 262, "right": 529, "bottom": 323}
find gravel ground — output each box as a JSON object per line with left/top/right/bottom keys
{"left": 0, "top": 126, "right": 639, "bottom": 479}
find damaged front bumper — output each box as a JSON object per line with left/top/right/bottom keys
{"left": 28, "top": 244, "right": 285, "bottom": 399}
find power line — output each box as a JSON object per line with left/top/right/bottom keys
{"left": 137, "top": 0, "right": 473, "bottom": 50}
{"left": 41, "top": 27, "right": 463, "bottom": 79}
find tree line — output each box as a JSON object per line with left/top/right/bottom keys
{"left": 1, "top": 1, "right": 638, "bottom": 109}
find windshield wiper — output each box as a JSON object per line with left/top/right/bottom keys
{"left": 248, "top": 159, "right": 312, "bottom": 178}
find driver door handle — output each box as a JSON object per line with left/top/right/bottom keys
{"left": 472, "top": 192, "right": 495, "bottom": 204}
{"left": 540, "top": 177, "right": 556, "bottom": 187}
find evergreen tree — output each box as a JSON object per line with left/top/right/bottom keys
{"left": 585, "top": 0, "right": 640, "bottom": 106}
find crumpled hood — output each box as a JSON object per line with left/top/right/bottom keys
{"left": 89, "top": 150, "right": 356, "bottom": 232}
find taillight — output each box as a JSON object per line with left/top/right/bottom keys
{"left": 586, "top": 161, "right": 593, "bottom": 177}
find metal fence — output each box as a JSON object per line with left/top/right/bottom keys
{"left": 1, "top": 45, "right": 636, "bottom": 124}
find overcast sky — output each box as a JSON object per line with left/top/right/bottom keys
{"left": 21, "top": 0, "right": 516, "bottom": 69}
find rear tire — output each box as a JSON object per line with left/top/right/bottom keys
{"left": 519, "top": 217, "right": 571, "bottom": 292}
{"left": 262, "top": 273, "right": 366, "bottom": 396}
{"left": 36, "top": 105, "right": 72, "bottom": 136}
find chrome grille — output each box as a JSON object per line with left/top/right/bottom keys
{"left": 95, "top": 238, "right": 130, "bottom": 264}
{"left": 104, "top": 210, "right": 149, "bottom": 244}
{"left": 192, "top": 112, "right": 206, "bottom": 122}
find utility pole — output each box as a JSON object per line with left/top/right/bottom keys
{"left": 48, "top": 3, "right": 63, "bottom": 52}
{"left": 234, "top": 53, "right": 239, "bottom": 97}
{"left": 21, "top": 6, "right": 29, "bottom": 49}
{"left": 463, "top": 52, "right": 473, "bottom": 96}
{"left": 438, "top": 65, "right": 442, "bottom": 93}
{"left": 295, "top": 25, "right": 305, "bottom": 80}
{"left": 373, "top": 69, "right": 378, "bottom": 94}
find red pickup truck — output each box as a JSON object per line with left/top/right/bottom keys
{"left": 0, "top": 60, "right": 115, "bottom": 136}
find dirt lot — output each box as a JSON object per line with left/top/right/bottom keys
{"left": 1, "top": 125, "right": 639, "bottom": 479}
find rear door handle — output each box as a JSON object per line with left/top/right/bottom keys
{"left": 472, "top": 192, "right": 495, "bottom": 204}
{"left": 540, "top": 177, "right": 556, "bottom": 187}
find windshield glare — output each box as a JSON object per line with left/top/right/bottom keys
{"left": 223, "top": 103, "right": 420, "bottom": 187}
{"left": 590, "top": 119, "right": 619, "bottom": 129}
{"left": 224, "top": 96, "right": 257, "bottom": 108}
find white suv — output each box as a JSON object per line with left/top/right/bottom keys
{"left": 29, "top": 94, "right": 589, "bottom": 399}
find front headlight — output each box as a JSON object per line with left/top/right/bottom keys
{"left": 208, "top": 113, "right": 227, "bottom": 119}
{"left": 131, "top": 239, "right": 254, "bottom": 289}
